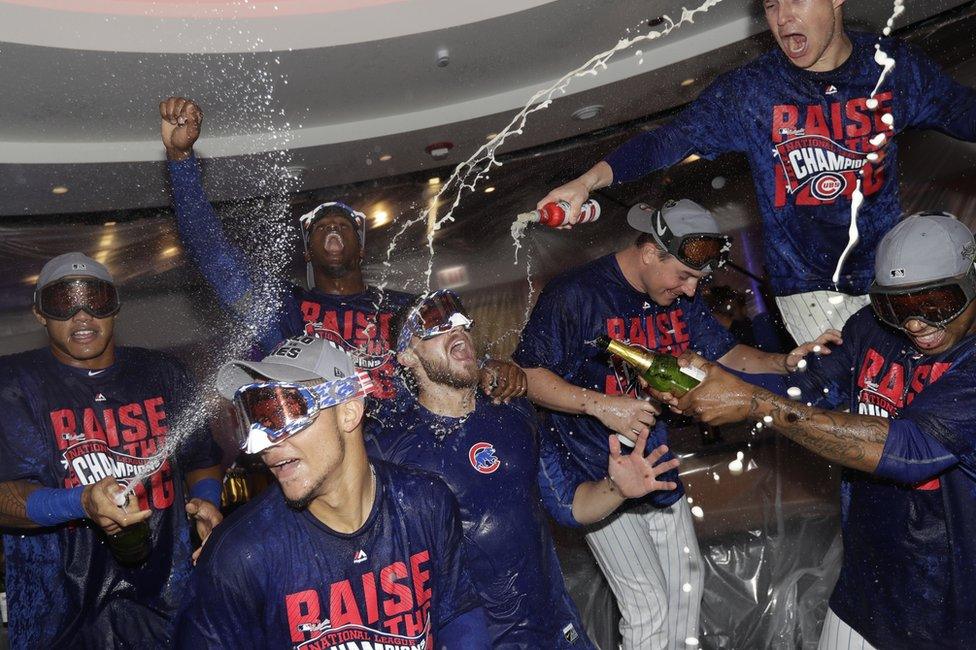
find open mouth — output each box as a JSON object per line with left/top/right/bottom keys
{"left": 782, "top": 33, "right": 808, "bottom": 59}
{"left": 448, "top": 337, "right": 473, "bottom": 361}
{"left": 267, "top": 457, "right": 301, "bottom": 479}
{"left": 324, "top": 232, "right": 345, "bottom": 254}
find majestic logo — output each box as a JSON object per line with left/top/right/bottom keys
{"left": 353, "top": 549, "right": 368, "bottom": 564}
{"left": 824, "top": 84, "right": 838, "bottom": 95}
{"left": 468, "top": 442, "right": 500, "bottom": 474}
{"left": 774, "top": 135, "right": 868, "bottom": 201}
{"left": 95, "top": 393, "right": 107, "bottom": 402}
{"left": 61, "top": 439, "right": 165, "bottom": 489}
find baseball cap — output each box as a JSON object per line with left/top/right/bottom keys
{"left": 216, "top": 336, "right": 357, "bottom": 400}
{"left": 627, "top": 199, "right": 722, "bottom": 239}
{"left": 35, "top": 252, "right": 114, "bottom": 291}
{"left": 299, "top": 202, "right": 367, "bottom": 289}
{"left": 874, "top": 212, "right": 976, "bottom": 288}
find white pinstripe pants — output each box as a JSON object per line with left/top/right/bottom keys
{"left": 817, "top": 608, "right": 877, "bottom": 650}
{"left": 775, "top": 290, "right": 871, "bottom": 345}
{"left": 584, "top": 499, "right": 703, "bottom": 650}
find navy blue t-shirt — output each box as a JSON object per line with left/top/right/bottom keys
{"left": 366, "top": 395, "right": 594, "bottom": 648}
{"left": 790, "top": 308, "right": 976, "bottom": 648}
{"left": 167, "top": 156, "right": 414, "bottom": 398}
{"left": 513, "top": 253, "right": 737, "bottom": 506}
{"left": 606, "top": 32, "right": 976, "bottom": 296}
{"left": 176, "top": 461, "right": 480, "bottom": 649}
{"left": 0, "top": 347, "right": 220, "bottom": 649}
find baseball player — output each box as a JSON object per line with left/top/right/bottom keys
{"left": 513, "top": 200, "right": 834, "bottom": 649}
{"left": 663, "top": 212, "right": 976, "bottom": 649}
{"left": 537, "top": 0, "right": 976, "bottom": 343}
{"left": 160, "top": 97, "right": 524, "bottom": 404}
{"left": 177, "top": 335, "right": 491, "bottom": 648}
{"left": 0, "top": 253, "right": 223, "bottom": 649}
{"left": 368, "top": 290, "right": 682, "bottom": 648}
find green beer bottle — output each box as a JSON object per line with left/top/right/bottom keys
{"left": 595, "top": 335, "right": 704, "bottom": 396}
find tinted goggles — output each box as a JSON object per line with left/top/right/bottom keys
{"left": 396, "top": 290, "right": 473, "bottom": 352}
{"left": 870, "top": 271, "right": 976, "bottom": 329}
{"left": 670, "top": 234, "right": 732, "bottom": 272}
{"left": 233, "top": 372, "right": 375, "bottom": 453}
{"left": 36, "top": 278, "right": 120, "bottom": 320}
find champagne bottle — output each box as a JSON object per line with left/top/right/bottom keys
{"left": 107, "top": 492, "right": 150, "bottom": 567}
{"left": 595, "top": 335, "right": 704, "bottom": 396}
{"left": 518, "top": 200, "right": 601, "bottom": 227}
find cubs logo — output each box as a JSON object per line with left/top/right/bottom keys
{"left": 468, "top": 442, "right": 500, "bottom": 474}
{"left": 774, "top": 135, "right": 867, "bottom": 201}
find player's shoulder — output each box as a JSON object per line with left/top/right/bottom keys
{"left": 198, "top": 486, "right": 289, "bottom": 569}
{"left": 0, "top": 348, "right": 48, "bottom": 379}
{"left": 375, "top": 459, "right": 456, "bottom": 507}
{"left": 483, "top": 396, "right": 536, "bottom": 426}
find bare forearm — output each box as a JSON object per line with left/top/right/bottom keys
{"left": 523, "top": 367, "right": 604, "bottom": 416}
{"left": 747, "top": 389, "right": 887, "bottom": 472}
{"left": 571, "top": 478, "right": 624, "bottom": 525}
{"left": 718, "top": 344, "right": 789, "bottom": 375}
{"left": 0, "top": 481, "right": 42, "bottom": 528}
{"left": 578, "top": 161, "right": 614, "bottom": 192}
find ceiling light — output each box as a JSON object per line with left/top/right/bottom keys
{"left": 681, "top": 78, "right": 696, "bottom": 87}
{"left": 425, "top": 142, "right": 453, "bottom": 160}
{"left": 160, "top": 246, "right": 180, "bottom": 259}
{"left": 23, "top": 274, "right": 38, "bottom": 285}
{"left": 484, "top": 187, "right": 495, "bottom": 193}
{"left": 103, "top": 221, "right": 117, "bottom": 226}
{"left": 379, "top": 154, "right": 392, "bottom": 162}
{"left": 681, "top": 154, "right": 701, "bottom": 164}
{"left": 572, "top": 105, "right": 603, "bottom": 121}
{"left": 428, "top": 177, "right": 441, "bottom": 186}
{"left": 51, "top": 186, "right": 69, "bottom": 195}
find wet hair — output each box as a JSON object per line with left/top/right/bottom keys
{"left": 634, "top": 233, "right": 671, "bottom": 261}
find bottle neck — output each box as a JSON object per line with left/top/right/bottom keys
{"left": 605, "top": 339, "right": 653, "bottom": 372}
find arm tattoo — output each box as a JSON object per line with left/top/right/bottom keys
{"left": 0, "top": 481, "right": 41, "bottom": 528}
{"left": 748, "top": 389, "right": 888, "bottom": 473}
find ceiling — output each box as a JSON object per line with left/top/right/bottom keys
{"left": 0, "top": 0, "right": 969, "bottom": 216}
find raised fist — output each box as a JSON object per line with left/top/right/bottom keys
{"left": 159, "top": 96, "right": 203, "bottom": 161}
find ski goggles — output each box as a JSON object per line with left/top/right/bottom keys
{"left": 232, "top": 372, "right": 375, "bottom": 453}
{"left": 35, "top": 278, "right": 120, "bottom": 320}
{"left": 396, "top": 290, "right": 473, "bottom": 352}
{"left": 870, "top": 269, "right": 976, "bottom": 329}
{"left": 299, "top": 201, "right": 367, "bottom": 246}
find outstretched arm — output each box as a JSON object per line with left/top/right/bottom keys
{"left": 161, "top": 96, "right": 253, "bottom": 309}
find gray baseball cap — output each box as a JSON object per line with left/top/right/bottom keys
{"left": 35, "top": 252, "right": 114, "bottom": 291}
{"left": 627, "top": 199, "right": 722, "bottom": 239}
{"left": 216, "top": 336, "right": 357, "bottom": 399}
{"left": 874, "top": 212, "right": 976, "bottom": 288}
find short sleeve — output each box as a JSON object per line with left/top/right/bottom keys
{"left": 513, "top": 279, "right": 583, "bottom": 377}
{"left": 537, "top": 422, "right": 587, "bottom": 527}
{"left": 684, "top": 295, "right": 737, "bottom": 361}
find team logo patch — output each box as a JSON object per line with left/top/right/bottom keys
{"left": 775, "top": 135, "right": 868, "bottom": 201}
{"left": 468, "top": 442, "right": 500, "bottom": 474}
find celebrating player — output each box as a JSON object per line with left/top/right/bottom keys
{"left": 660, "top": 212, "right": 976, "bottom": 648}
{"left": 368, "top": 290, "right": 681, "bottom": 648}
{"left": 514, "top": 199, "right": 835, "bottom": 649}
{"left": 0, "top": 252, "right": 223, "bottom": 648}
{"left": 536, "top": 0, "right": 976, "bottom": 343}
{"left": 160, "top": 96, "right": 523, "bottom": 403}
{"left": 177, "top": 336, "right": 490, "bottom": 648}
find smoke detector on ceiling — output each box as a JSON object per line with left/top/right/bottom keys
{"left": 572, "top": 105, "right": 604, "bottom": 121}
{"left": 425, "top": 141, "right": 454, "bottom": 160}
{"left": 436, "top": 47, "right": 450, "bottom": 68}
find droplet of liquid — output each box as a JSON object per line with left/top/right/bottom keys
{"left": 787, "top": 387, "right": 802, "bottom": 399}
{"left": 691, "top": 505, "right": 704, "bottom": 519}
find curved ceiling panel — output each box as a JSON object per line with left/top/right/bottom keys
{"left": 0, "top": 0, "right": 557, "bottom": 52}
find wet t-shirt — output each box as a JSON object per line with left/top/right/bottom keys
{"left": 607, "top": 32, "right": 976, "bottom": 295}
{"left": 791, "top": 308, "right": 976, "bottom": 648}
{"left": 366, "top": 396, "right": 594, "bottom": 649}
{"left": 177, "top": 461, "right": 480, "bottom": 649}
{"left": 514, "top": 253, "right": 737, "bottom": 505}
{"left": 0, "top": 347, "right": 220, "bottom": 649}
